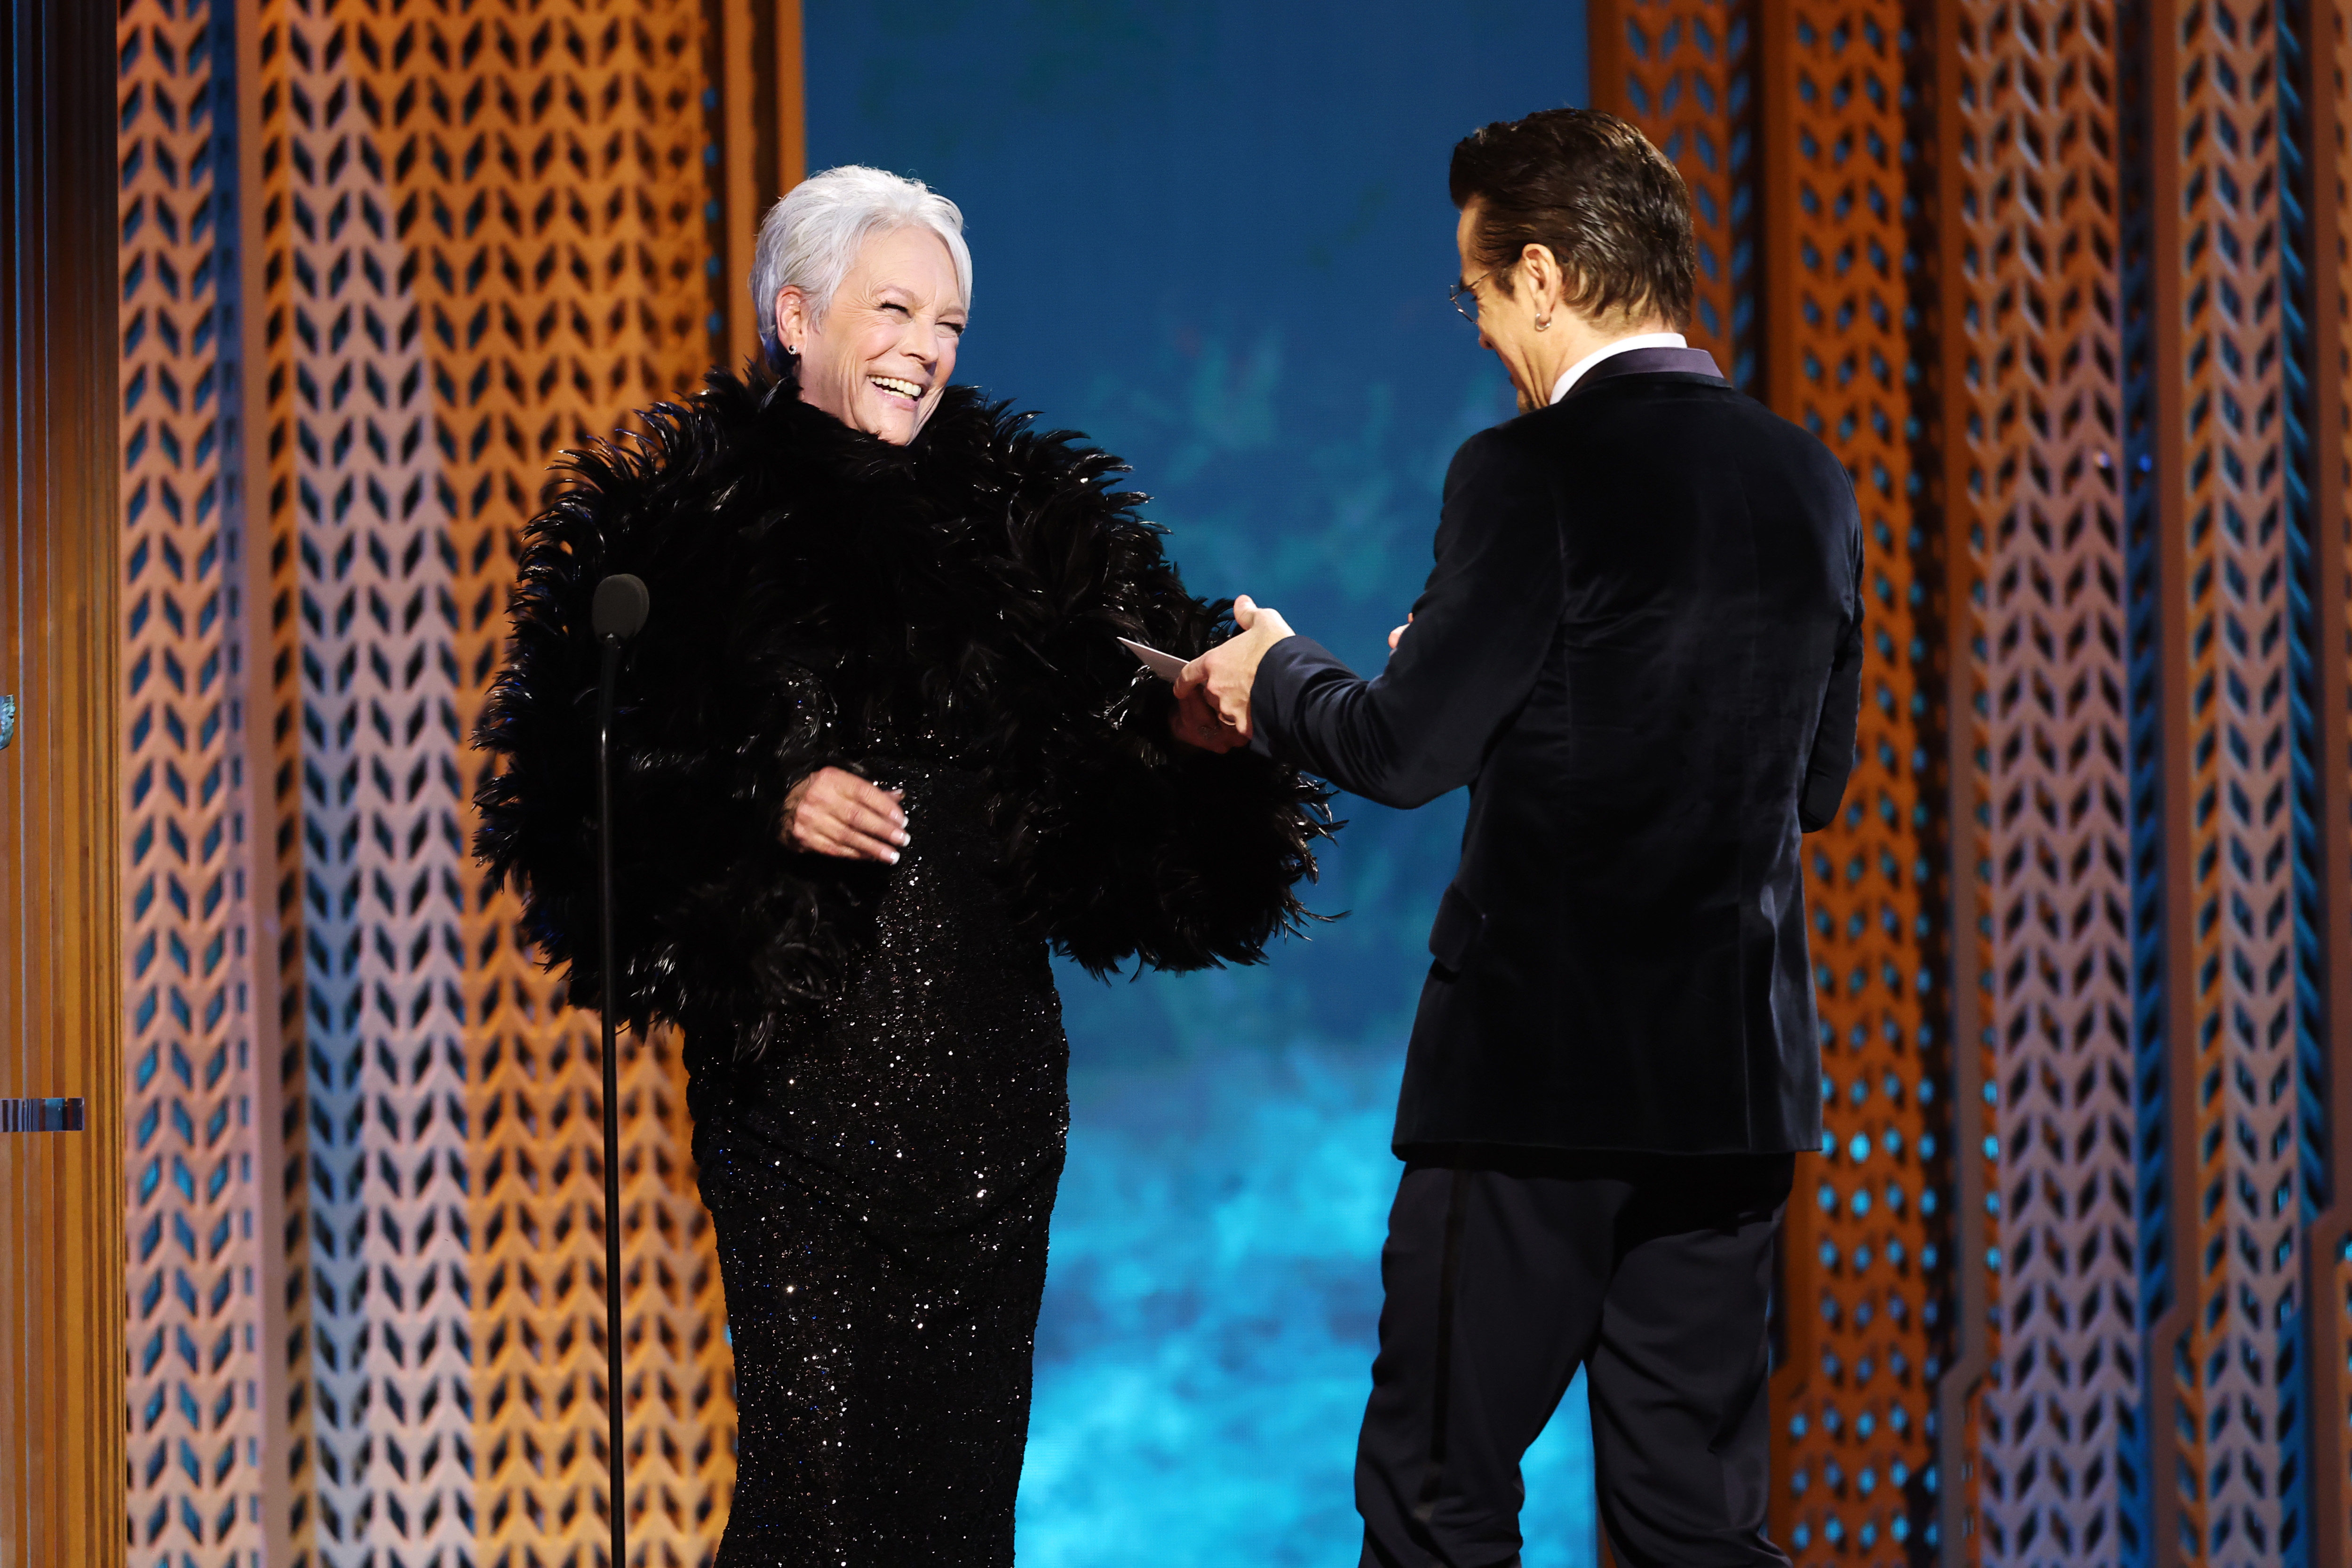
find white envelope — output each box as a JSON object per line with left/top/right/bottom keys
{"left": 1118, "top": 637, "right": 1187, "bottom": 683}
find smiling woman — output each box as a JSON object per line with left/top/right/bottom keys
{"left": 757, "top": 166, "right": 974, "bottom": 444}
{"left": 779, "top": 223, "right": 966, "bottom": 441}
{"left": 474, "top": 165, "right": 1335, "bottom": 1565}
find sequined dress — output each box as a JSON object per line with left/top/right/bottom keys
{"left": 687, "top": 756, "right": 1069, "bottom": 1566}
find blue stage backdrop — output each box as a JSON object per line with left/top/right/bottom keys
{"left": 806, "top": 6, "right": 1590, "bottom": 1562}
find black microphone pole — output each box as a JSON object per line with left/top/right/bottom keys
{"left": 591, "top": 572, "right": 649, "bottom": 1568}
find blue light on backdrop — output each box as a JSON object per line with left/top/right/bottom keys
{"left": 805, "top": 5, "right": 1592, "bottom": 1561}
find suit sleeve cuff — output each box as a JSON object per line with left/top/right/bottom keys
{"left": 1249, "top": 635, "right": 1332, "bottom": 752}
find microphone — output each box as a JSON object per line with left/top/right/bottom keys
{"left": 593, "top": 573, "right": 650, "bottom": 641}
{"left": 591, "top": 572, "right": 646, "bottom": 1568}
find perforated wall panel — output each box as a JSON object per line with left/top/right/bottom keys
{"left": 118, "top": 2, "right": 278, "bottom": 1560}
{"left": 1591, "top": 0, "right": 1763, "bottom": 382}
{"left": 117, "top": 0, "right": 767, "bottom": 1559}
{"left": 1756, "top": 7, "right": 1953, "bottom": 1560}
{"left": 1588, "top": 0, "right": 2352, "bottom": 1564}
{"left": 2140, "top": 1, "right": 2332, "bottom": 1563}
{"left": 1947, "top": 2, "right": 2146, "bottom": 1561}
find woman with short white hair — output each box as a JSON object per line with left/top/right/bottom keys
{"left": 477, "top": 165, "right": 1332, "bottom": 1561}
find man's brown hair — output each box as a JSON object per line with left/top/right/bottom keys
{"left": 1448, "top": 108, "right": 1696, "bottom": 331}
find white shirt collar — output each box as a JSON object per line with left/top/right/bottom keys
{"left": 1548, "top": 332, "right": 1690, "bottom": 406}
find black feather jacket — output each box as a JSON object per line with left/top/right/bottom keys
{"left": 474, "top": 362, "right": 1332, "bottom": 1059}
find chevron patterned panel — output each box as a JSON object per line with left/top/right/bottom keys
{"left": 2321, "top": 0, "right": 2352, "bottom": 1553}
{"left": 105, "top": 0, "right": 750, "bottom": 1560}
{"left": 2151, "top": 1, "right": 2325, "bottom": 1561}
{"left": 333, "top": 2, "right": 741, "bottom": 1555}
{"left": 1762, "top": 7, "right": 1952, "bottom": 1562}
{"left": 235, "top": 0, "right": 496, "bottom": 1555}
{"left": 1596, "top": 0, "right": 1762, "bottom": 382}
{"left": 1947, "top": 1, "right": 2147, "bottom": 1562}
{"left": 118, "top": 2, "right": 280, "bottom": 1562}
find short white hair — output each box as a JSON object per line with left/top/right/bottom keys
{"left": 751, "top": 165, "right": 973, "bottom": 357}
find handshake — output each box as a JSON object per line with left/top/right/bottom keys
{"left": 1163, "top": 597, "right": 1413, "bottom": 756}
{"left": 1165, "top": 596, "right": 1296, "bottom": 755}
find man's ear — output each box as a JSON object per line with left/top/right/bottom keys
{"left": 1518, "top": 244, "right": 1565, "bottom": 306}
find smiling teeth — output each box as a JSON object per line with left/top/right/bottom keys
{"left": 871, "top": 377, "right": 924, "bottom": 399}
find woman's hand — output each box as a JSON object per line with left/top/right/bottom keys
{"left": 1389, "top": 612, "right": 1414, "bottom": 652}
{"left": 1168, "top": 683, "right": 1249, "bottom": 754}
{"left": 781, "top": 767, "right": 909, "bottom": 862}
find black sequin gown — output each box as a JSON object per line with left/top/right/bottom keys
{"left": 688, "top": 756, "right": 1070, "bottom": 1566}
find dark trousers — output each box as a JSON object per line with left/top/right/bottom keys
{"left": 1356, "top": 1149, "right": 1795, "bottom": 1568}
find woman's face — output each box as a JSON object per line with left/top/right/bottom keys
{"left": 775, "top": 226, "right": 967, "bottom": 446}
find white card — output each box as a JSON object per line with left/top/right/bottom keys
{"left": 1118, "top": 636, "right": 1188, "bottom": 683}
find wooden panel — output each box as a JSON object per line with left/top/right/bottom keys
{"left": 198, "top": 0, "right": 771, "bottom": 1557}
{"left": 1944, "top": 0, "right": 2144, "bottom": 1560}
{"left": 0, "top": 0, "right": 126, "bottom": 1562}
{"left": 724, "top": 0, "right": 765, "bottom": 379}
{"left": 1758, "top": 8, "right": 1948, "bottom": 1560}
{"left": 1924, "top": 0, "right": 1991, "bottom": 1560}
{"left": 1589, "top": 0, "right": 1762, "bottom": 382}
{"left": 723, "top": 0, "right": 810, "bottom": 377}
{"left": 777, "top": 0, "right": 804, "bottom": 194}
{"left": 2296, "top": 3, "right": 2352, "bottom": 1565}
{"left": 292, "top": 2, "right": 740, "bottom": 1558}
{"left": 115, "top": 2, "right": 285, "bottom": 1559}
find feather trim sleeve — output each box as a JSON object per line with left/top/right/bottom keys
{"left": 472, "top": 378, "right": 878, "bottom": 1058}
{"left": 955, "top": 412, "right": 1336, "bottom": 976}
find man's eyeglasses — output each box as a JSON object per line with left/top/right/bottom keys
{"left": 1449, "top": 271, "right": 1494, "bottom": 325}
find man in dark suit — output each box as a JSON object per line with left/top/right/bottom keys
{"left": 1179, "top": 109, "right": 1862, "bottom": 1567}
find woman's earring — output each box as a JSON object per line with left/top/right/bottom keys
{"left": 1535, "top": 314, "right": 1551, "bottom": 331}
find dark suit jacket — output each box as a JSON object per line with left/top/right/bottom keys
{"left": 1253, "top": 351, "right": 1862, "bottom": 1156}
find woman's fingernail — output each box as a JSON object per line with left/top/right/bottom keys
{"left": 886, "top": 850, "right": 901, "bottom": 865}
{"left": 894, "top": 832, "right": 911, "bottom": 847}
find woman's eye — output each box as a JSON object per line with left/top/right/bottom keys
{"left": 943, "top": 321, "right": 967, "bottom": 337}
{"left": 879, "top": 302, "right": 910, "bottom": 317}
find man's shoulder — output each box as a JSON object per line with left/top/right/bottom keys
{"left": 1440, "top": 417, "right": 1561, "bottom": 493}
{"left": 1493, "top": 376, "right": 1845, "bottom": 479}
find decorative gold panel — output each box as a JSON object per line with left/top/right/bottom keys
{"left": 117, "top": 1, "right": 282, "bottom": 1561}
{"left": 106, "top": 0, "right": 796, "bottom": 1556}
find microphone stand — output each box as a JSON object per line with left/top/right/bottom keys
{"left": 590, "top": 573, "right": 647, "bottom": 1568}
{"left": 597, "top": 630, "right": 627, "bottom": 1568}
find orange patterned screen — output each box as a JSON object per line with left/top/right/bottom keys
{"left": 1590, "top": 0, "right": 2352, "bottom": 1565}
{"left": 113, "top": 0, "right": 795, "bottom": 1558}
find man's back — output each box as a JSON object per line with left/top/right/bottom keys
{"left": 1437, "top": 367, "right": 1861, "bottom": 1154}
{"left": 1255, "top": 361, "right": 1862, "bottom": 1157}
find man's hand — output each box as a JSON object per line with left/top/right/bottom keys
{"left": 1175, "top": 595, "right": 1295, "bottom": 740}
{"left": 781, "top": 766, "right": 908, "bottom": 862}
{"left": 1168, "top": 682, "right": 1249, "bottom": 754}
{"left": 1389, "top": 612, "right": 1414, "bottom": 653}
